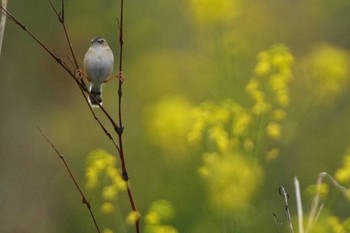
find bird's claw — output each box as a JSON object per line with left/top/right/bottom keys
{"left": 75, "top": 69, "right": 87, "bottom": 81}
{"left": 117, "top": 71, "right": 125, "bottom": 82}
{"left": 105, "top": 71, "right": 125, "bottom": 83}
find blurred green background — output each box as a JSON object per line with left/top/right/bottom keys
{"left": 1, "top": 0, "right": 350, "bottom": 232}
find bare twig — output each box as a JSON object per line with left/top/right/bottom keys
{"left": 294, "top": 176, "right": 304, "bottom": 233}
{"left": 279, "top": 186, "right": 295, "bottom": 233}
{"left": 0, "top": 0, "right": 7, "bottom": 56}
{"left": 116, "top": 0, "right": 140, "bottom": 232}
{"left": 116, "top": 0, "right": 128, "bottom": 180}
{"left": 37, "top": 127, "right": 101, "bottom": 233}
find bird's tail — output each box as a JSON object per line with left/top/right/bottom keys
{"left": 88, "top": 84, "right": 103, "bottom": 107}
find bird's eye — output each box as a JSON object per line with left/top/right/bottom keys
{"left": 98, "top": 39, "right": 105, "bottom": 44}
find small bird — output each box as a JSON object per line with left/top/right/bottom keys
{"left": 83, "top": 37, "right": 114, "bottom": 107}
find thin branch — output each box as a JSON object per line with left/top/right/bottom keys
{"left": 84, "top": 95, "right": 121, "bottom": 153}
{"left": 116, "top": 0, "right": 140, "bottom": 232}
{"left": 279, "top": 186, "right": 295, "bottom": 233}
{"left": 127, "top": 184, "right": 140, "bottom": 227}
{"left": 0, "top": 0, "right": 7, "bottom": 56}
{"left": 37, "top": 127, "right": 101, "bottom": 233}
{"left": 294, "top": 176, "right": 304, "bottom": 233}
{"left": 116, "top": 0, "right": 128, "bottom": 180}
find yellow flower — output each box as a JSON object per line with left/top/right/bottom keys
{"left": 145, "top": 211, "right": 160, "bottom": 225}
{"left": 153, "top": 225, "right": 178, "bottom": 233}
{"left": 199, "top": 152, "right": 263, "bottom": 212}
{"left": 85, "top": 149, "right": 125, "bottom": 200}
{"left": 265, "top": 148, "right": 280, "bottom": 160}
{"left": 254, "top": 51, "right": 271, "bottom": 76}
{"left": 146, "top": 97, "right": 193, "bottom": 155}
{"left": 249, "top": 44, "right": 293, "bottom": 111}
{"left": 209, "top": 125, "right": 229, "bottom": 152}
{"left": 103, "top": 228, "right": 114, "bottom": 233}
{"left": 272, "top": 109, "right": 287, "bottom": 121}
{"left": 126, "top": 211, "right": 141, "bottom": 225}
{"left": 233, "top": 111, "right": 252, "bottom": 136}
{"left": 85, "top": 167, "right": 98, "bottom": 189}
{"left": 306, "top": 183, "right": 329, "bottom": 199}
{"left": 335, "top": 149, "right": 350, "bottom": 184}
{"left": 102, "top": 185, "right": 118, "bottom": 200}
{"left": 327, "top": 216, "right": 343, "bottom": 233}
{"left": 187, "top": 117, "right": 205, "bottom": 144}
{"left": 190, "top": 0, "right": 239, "bottom": 26}
{"left": 144, "top": 200, "right": 178, "bottom": 233}
{"left": 101, "top": 202, "right": 115, "bottom": 214}
{"left": 300, "top": 43, "right": 350, "bottom": 104}
{"left": 266, "top": 121, "right": 281, "bottom": 140}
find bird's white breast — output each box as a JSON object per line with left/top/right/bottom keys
{"left": 84, "top": 47, "right": 114, "bottom": 84}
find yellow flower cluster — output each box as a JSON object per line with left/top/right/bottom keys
{"left": 85, "top": 149, "right": 126, "bottom": 215}
{"left": 188, "top": 45, "right": 293, "bottom": 161}
{"left": 335, "top": 149, "right": 350, "bottom": 184}
{"left": 245, "top": 78, "right": 271, "bottom": 115}
{"left": 189, "top": 0, "right": 240, "bottom": 26}
{"left": 188, "top": 100, "right": 264, "bottom": 212}
{"left": 144, "top": 45, "right": 293, "bottom": 217}
{"left": 247, "top": 44, "right": 294, "bottom": 112}
{"left": 188, "top": 100, "right": 252, "bottom": 154}
{"left": 144, "top": 200, "right": 178, "bottom": 233}
{"left": 103, "top": 228, "right": 114, "bottom": 233}
{"left": 184, "top": 45, "right": 294, "bottom": 213}
{"left": 327, "top": 216, "right": 350, "bottom": 233}
{"left": 306, "top": 183, "right": 329, "bottom": 199}
{"left": 246, "top": 44, "right": 294, "bottom": 143}
{"left": 299, "top": 43, "right": 350, "bottom": 105}
{"left": 146, "top": 97, "right": 193, "bottom": 156}
{"left": 198, "top": 152, "right": 263, "bottom": 212}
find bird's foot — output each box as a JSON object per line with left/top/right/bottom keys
{"left": 75, "top": 69, "right": 88, "bottom": 81}
{"left": 105, "top": 71, "right": 125, "bottom": 83}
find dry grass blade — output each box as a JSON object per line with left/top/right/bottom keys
{"left": 0, "top": 0, "right": 7, "bottom": 56}
{"left": 294, "top": 176, "right": 304, "bottom": 233}
{"left": 306, "top": 172, "right": 349, "bottom": 233}
{"left": 279, "top": 186, "right": 295, "bottom": 233}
